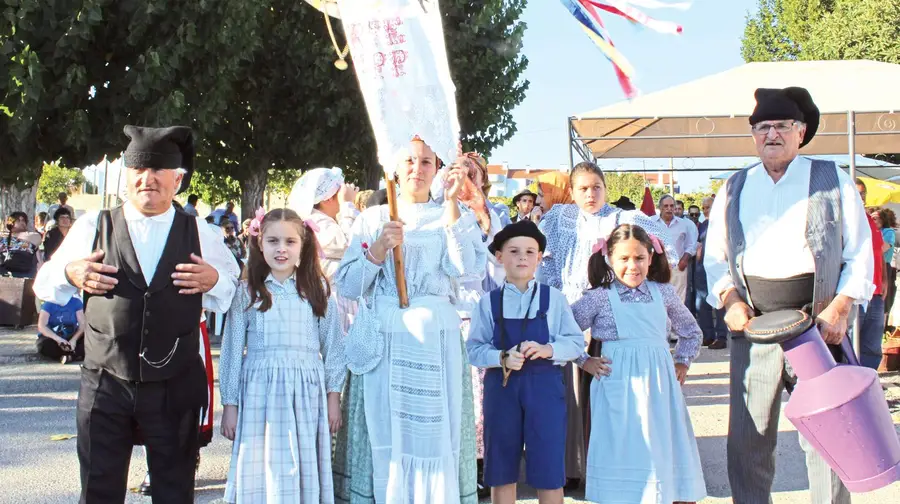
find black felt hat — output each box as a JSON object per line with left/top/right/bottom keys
{"left": 611, "top": 195, "right": 636, "bottom": 210}
{"left": 489, "top": 219, "right": 546, "bottom": 255}
{"left": 512, "top": 188, "right": 538, "bottom": 204}
{"left": 123, "top": 125, "right": 195, "bottom": 194}
{"left": 749, "top": 87, "right": 819, "bottom": 148}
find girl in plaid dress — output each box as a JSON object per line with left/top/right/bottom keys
{"left": 220, "top": 208, "right": 346, "bottom": 504}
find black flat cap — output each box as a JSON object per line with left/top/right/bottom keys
{"left": 749, "top": 87, "right": 820, "bottom": 148}
{"left": 123, "top": 125, "right": 195, "bottom": 194}
{"left": 489, "top": 219, "right": 546, "bottom": 254}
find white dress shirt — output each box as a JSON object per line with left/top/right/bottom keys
{"left": 465, "top": 280, "right": 585, "bottom": 368}
{"left": 704, "top": 156, "right": 874, "bottom": 309}
{"left": 33, "top": 202, "right": 239, "bottom": 312}
{"left": 653, "top": 215, "right": 698, "bottom": 259}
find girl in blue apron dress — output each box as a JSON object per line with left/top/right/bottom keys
{"left": 466, "top": 220, "right": 593, "bottom": 504}
{"left": 571, "top": 224, "right": 706, "bottom": 504}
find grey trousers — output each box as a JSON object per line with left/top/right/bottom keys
{"left": 727, "top": 337, "right": 851, "bottom": 504}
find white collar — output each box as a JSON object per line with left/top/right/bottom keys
{"left": 123, "top": 202, "right": 175, "bottom": 223}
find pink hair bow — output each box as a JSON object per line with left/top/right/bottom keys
{"left": 649, "top": 234, "right": 664, "bottom": 254}
{"left": 303, "top": 219, "right": 325, "bottom": 259}
{"left": 591, "top": 237, "right": 608, "bottom": 255}
{"left": 247, "top": 207, "right": 266, "bottom": 237}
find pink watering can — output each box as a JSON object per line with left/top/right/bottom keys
{"left": 745, "top": 309, "right": 900, "bottom": 492}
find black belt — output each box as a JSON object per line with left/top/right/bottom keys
{"left": 745, "top": 273, "right": 815, "bottom": 315}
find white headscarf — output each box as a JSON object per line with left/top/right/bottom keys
{"left": 288, "top": 167, "right": 344, "bottom": 218}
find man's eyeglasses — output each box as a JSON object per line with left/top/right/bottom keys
{"left": 688, "top": 212, "right": 699, "bottom": 218}
{"left": 751, "top": 121, "right": 798, "bottom": 135}
{"left": 224, "top": 226, "right": 234, "bottom": 231}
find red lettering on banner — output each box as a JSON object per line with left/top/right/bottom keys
{"left": 391, "top": 50, "right": 408, "bottom": 77}
{"left": 373, "top": 52, "right": 387, "bottom": 78}
{"left": 384, "top": 17, "right": 405, "bottom": 45}
{"left": 349, "top": 23, "right": 364, "bottom": 48}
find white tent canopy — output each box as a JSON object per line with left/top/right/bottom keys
{"left": 569, "top": 60, "right": 900, "bottom": 161}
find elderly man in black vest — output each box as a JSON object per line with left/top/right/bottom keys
{"left": 703, "top": 88, "right": 873, "bottom": 503}
{"left": 34, "top": 126, "right": 240, "bottom": 504}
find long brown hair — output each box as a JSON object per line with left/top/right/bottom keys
{"left": 245, "top": 208, "right": 330, "bottom": 317}
{"left": 588, "top": 224, "right": 671, "bottom": 289}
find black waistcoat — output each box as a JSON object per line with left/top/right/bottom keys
{"left": 83, "top": 205, "right": 202, "bottom": 382}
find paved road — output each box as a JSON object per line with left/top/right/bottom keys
{"left": 1, "top": 326, "right": 899, "bottom": 503}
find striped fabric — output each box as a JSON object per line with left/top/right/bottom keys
{"left": 723, "top": 159, "right": 850, "bottom": 503}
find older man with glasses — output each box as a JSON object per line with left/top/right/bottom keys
{"left": 704, "top": 87, "right": 873, "bottom": 504}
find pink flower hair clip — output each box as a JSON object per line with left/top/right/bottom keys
{"left": 248, "top": 207, "right": 266, "bottom": 237}
{"left": 591, "top": 237, "right": 608, "bottom": 255}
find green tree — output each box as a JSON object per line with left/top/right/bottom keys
{"left": 2, "top": 0, "right": 266, "bottom": 221}
{"left": 201, "top": 0, "right": 529, "bottom": 219}
{"left": 36, "top": 161, "right": 85, "bottom": 204}
{"left": 187, "top": 168, "right": 242, "bottom": 211}
{"left": 604, "top": 173, "right": 647, "bottom": 206}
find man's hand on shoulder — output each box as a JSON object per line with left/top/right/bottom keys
{"left": 64, "top": 250, "right": 119, "bottom": 295}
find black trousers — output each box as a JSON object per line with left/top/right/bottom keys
{"left": 76, "top": 366, "right": 202, "bottom": 504}
{"left": 37, "top": 336, "right": 85, "bottom": 361}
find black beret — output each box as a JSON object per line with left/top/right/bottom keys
{"left": 123, "top": 125, "right": 195, "bottom": 194}
{"left": 749, "top": 87, "right": 819, "bottom": 148}
{"left": 489, "top": 219, "right": 546, "bottom": 254}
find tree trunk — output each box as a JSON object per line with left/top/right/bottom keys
{"left": 239, "top": 162, "right": 268, "bottom": 220}
{"left": 364, "top": 147, "right": 382, "bottom": 191}
{"left": 0, "top": 181, "right": 39, "bottom": 231}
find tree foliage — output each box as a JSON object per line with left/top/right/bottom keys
{"left": 742, "top": 0, "right": 900, "bottom": 64}
{"left": 1, "top": 0, "right": 266, "bottom": 221}
{"left": 186, "top": 167, "right": 241, "bottom": 210}
{"left": 36, "top": 161, "right": 85, "bottom": 204}
{"left": 4, "top": 1, "right": 529, "bottom": 220}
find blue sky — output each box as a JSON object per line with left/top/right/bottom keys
{"left": 490, "top": 0, "right": 761, "bottom": 192}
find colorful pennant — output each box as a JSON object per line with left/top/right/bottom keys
{"left": 559, "top": 0, "right": 686, "bottom": 99}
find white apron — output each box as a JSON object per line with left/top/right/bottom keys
{"left": 364, "top": 295, "right": 464, "bottom": 504}
{"left": 585, "top": 282, "right": 706, "bottom": 504}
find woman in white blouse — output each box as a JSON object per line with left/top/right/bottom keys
{"left": 332, "top": 137, "right": 487, "bottom": 504}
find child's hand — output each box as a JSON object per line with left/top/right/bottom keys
{"left": 504, "top": 349, "right": 525, "bottom": 371}
{"left": 327, "top": 393, "right": 342, "bottom": 434}
{"left": 582, "top": 356, "right": 612, "bottom": 379}
{"left": 674, "top": 363, "right": 689, "bottom": 385}
{"left": 520, "top": 341, "right": 554, "bottom": 360}
{"left": 221, "top": 405, "right": 238, "bottom": 441}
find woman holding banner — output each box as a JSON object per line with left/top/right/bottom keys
{"left": 333, "top": 137, "right": 485, "bottom": 504}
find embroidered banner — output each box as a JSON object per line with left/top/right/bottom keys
{"left": 335, "top": 0, "right": 460, "bottom": 175}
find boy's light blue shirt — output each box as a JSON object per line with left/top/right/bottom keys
{"left": 466, "top": 280, "right": 587, "bottom": 369}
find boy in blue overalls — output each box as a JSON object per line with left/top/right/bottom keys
{"left": 465, "top": 220, "right": 610, "bottom": 504}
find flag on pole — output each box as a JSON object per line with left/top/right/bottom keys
{"left": 559, "top": 0, "right": 687, "bottom": 98}
{"left": 640, "top": 186, "right": 656, "bottom": 216}
{"left": 336, "top": 0, "right": 460, "bottom": 175}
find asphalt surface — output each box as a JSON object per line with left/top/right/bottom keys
{"left": 1, "top": 326, "right": 899, "bottom": 503}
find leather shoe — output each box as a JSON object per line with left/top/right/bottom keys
{"left": 708, "top": 340, "right": 727, "bottom": 350}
